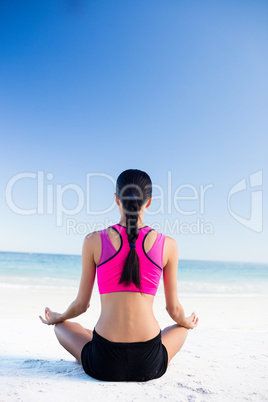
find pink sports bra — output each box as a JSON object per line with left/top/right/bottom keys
{"left": 96, "top": 224, "right": 166, "bottom": 296}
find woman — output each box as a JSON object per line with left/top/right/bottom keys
{"left": 40, "top": 169, "right": 198, "bottom": 381}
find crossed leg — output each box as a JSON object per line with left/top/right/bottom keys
{"left": 161, "top": 324, "right": 189, "bottom": 365}
{"left": 54, "top": 321, "right": 92, "bottom": 364}
{"left": 54, "top": 321, "right": 188, "bottom": 367}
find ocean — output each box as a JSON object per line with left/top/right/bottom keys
{"left": 0, "top": 251, "right": 267, "bottom": 296}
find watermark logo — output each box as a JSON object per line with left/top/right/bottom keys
{"left": 4, "top": 169, "right": 263, "bottom": 235}
{"left": 4, "top": 170, "right": 214, "bottom": 235}
{"left": 66, "top": 217, "right": 214, "bottom": 236}
{"left": 227, "top": 170, "right": 263, "bottom": 233}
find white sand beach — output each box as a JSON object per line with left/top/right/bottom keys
{"left": 0, "top": 285, "right": 267, "bottom": 402}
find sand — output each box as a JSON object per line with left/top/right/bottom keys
{"left": 0, "top": 285, "right": 267, "bottom": 401}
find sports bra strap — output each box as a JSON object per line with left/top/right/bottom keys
{"left": 98, "top": 228, "right": 118, "bottom": 266}
{"left": 145, "top": 232, "right": 165, "bottom": 270}
{"left": 96, "top": 224, "right": 165, "bottom": 295}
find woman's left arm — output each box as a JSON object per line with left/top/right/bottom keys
{"left": 40, "top": 232, "right": 97, "bottom": 325}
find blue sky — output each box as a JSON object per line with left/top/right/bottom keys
{"left": 0, "top": 0, "right": 267, "bottom": 262}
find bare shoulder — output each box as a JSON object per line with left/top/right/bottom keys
{"left": 164, "top": 235, "right": 178, "bottom": 250}
{"left": 82, "top": 231, "right": 101, "bottom": 265}
{"left": 84, "top": 230, "right": 101, "bottom": 245}
{"left": 163, "top": 235, "right": 178, "bottom": 267}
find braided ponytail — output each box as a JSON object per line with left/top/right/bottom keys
{"left": 119, "top": 195, "right": 141, "bottom": 289}
{"left": 116, "top": 169, "right": 152, "bottom": 291}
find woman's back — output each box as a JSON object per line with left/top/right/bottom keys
{"left": 94, "top": 224, "right": 169, "bottom": 342}
{"left": 40, "top": 168, "right": 197, "bottom": 382}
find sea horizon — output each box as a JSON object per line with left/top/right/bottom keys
{"left": 1, "top": 251, "right": 267, "bottom": 296}
{"left": 0, "top": 249, "right": 267, "bottom": 265}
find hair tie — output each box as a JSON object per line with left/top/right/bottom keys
{"left": 129, "top": 243, "right": 136, "bottom": 248}
{"left": 128, "top": 194, "right": 136, "bottom": 199}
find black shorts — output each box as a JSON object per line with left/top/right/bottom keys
{"left": 81, "top": 328, "right": 168, "bottom": 382}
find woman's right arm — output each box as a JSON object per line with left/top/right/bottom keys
{"left": 163, "top": 236, "right": 198, "bottom": 330}
{"left": 40, "top": 231, "right": 97, "bottom": 325}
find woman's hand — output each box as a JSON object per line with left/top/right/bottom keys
{"left": 182, "top": 312, "right": 199, "bottom": 329}
{"left": 39, "top": 307, "right": 62, "bottom": 325}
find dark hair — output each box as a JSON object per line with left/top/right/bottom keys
{"left": 116, "top": 169, "right": 152, "bottom": 291}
